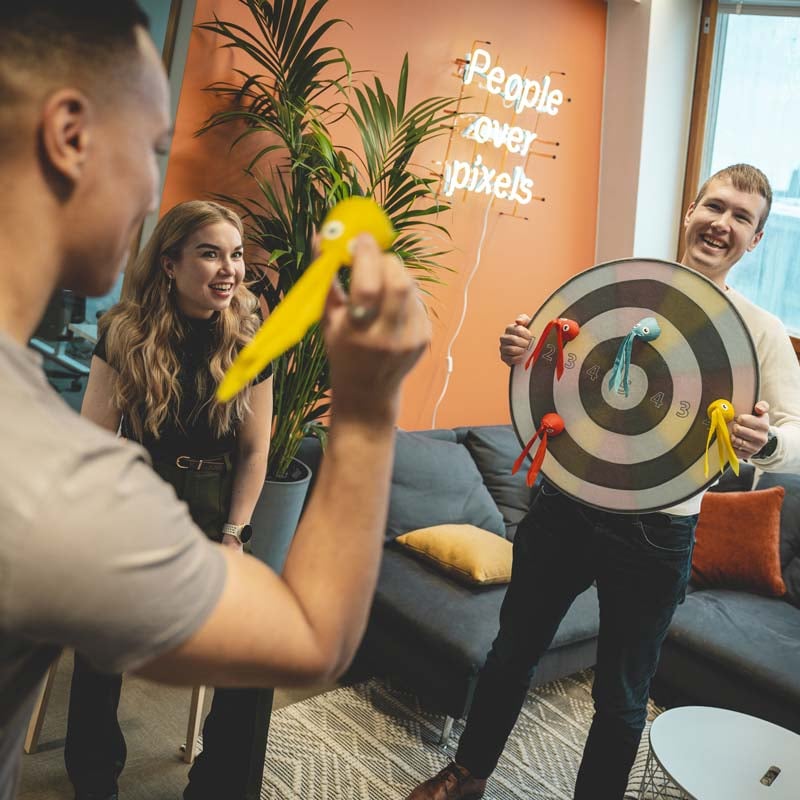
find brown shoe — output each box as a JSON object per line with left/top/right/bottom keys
{"left": 405, "top": 762, "right": 487, "bottom": 799}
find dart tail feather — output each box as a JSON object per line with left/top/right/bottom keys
{"left": 216, "top": 253, "right": 339, "bottom": 402}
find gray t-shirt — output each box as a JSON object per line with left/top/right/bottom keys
{"left": 0, "top": 331, "right": 227, "bottom": 799}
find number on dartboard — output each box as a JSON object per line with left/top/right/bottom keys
{"left": 650, "top": 392, "right": 665, "bottom": 408}
{"left": 542, "top": 343, "right": 556, "bottom": 362}
{"left": 585, "top": 364, "right": 602, "bottom": 382}
{"left": 675, "top": 401, "right": 691, "bottom": 419}
{"left": 564, "top": 352, "right": 577, "bottom": 370}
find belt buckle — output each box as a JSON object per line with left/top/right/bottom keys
{"left": 176, "top": 455, "right": 195, "bottom": 470}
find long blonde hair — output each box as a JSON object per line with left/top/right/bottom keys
{"left": 100, "top": 200, "right": 261, "bottom": 443}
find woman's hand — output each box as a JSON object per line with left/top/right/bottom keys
{"left": 221, "top": 534, "right": 244, "bottom": 553}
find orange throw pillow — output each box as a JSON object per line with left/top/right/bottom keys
{"left": 691, "top": 487, "right": 786, "bottom": 597}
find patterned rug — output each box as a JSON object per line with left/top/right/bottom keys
{"left": 242, "top": 669, "right": 677, "bottom": 800}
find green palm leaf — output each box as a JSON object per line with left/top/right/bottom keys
{"left": 199, "top": 0, "right": 457, "bottom": 478}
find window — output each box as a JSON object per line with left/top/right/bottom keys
{"left": 698, "top": 2, "right": 800, "bottom": 338}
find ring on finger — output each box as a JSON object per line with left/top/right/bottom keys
{"left": 348, "top": 302, "right": 379, "bottom": 325}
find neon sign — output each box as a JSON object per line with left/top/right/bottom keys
{"left": 443, "top": 48, "right": 564, "bottom": 205}
{"left": 462, "top": 49, "right": 563, "bottom": 115}
{"left": 443, "top": 157, "right": 533, "bottom": 203}
{"left": 461, "top": 116, "right": 538, "bottom": 155}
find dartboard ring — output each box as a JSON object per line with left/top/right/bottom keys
{"left": 509, "top": 258, "right": 759, "bottom": 513}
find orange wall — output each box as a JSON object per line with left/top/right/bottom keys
{"left": 161, "top": 0, "right": 607, "bottom": 431}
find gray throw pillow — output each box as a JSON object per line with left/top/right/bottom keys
{"left": 464, "top": 426, "right": 535, "bottom": 538}
{"left": 386, "top": 431, "right": 506, "bottom": 541}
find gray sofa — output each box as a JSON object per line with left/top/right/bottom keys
{"left": 341, "top": 425, "right": 601, "bottom": 729}
{"left": 652, "top": 469, "right": 800, "bottom": 734}
{"left": 300, "top": 425, "right": 800, "bottom": 736}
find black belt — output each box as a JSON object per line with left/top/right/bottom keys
{"left": 174, "top": 455, "right": 228, "bottom": 472}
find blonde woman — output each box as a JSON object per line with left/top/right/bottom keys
{"left": 65, "top": 201, "right": 274, "bottom": 800}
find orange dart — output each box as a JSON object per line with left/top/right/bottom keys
{"left": 525, "top": 318, "right": 579, "bottom": 379}
{"left": 512, "top": 412, "right": 565, "bottom": 487}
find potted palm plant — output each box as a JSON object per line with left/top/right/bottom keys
{"left": 198, "top": 0, "right": 455, "bottom": 569}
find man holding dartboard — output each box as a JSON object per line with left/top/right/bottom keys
{"left": 406, "top": 164, "right": 800, "bottom": 800}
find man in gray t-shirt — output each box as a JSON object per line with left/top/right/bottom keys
{"left": 0, "top": 332, "right": 227, "bottom": 791}
{"left": 0, "top": 3, "right": 430, "bottom": 798}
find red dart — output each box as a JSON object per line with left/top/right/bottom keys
{"left": 512, "top": 412, "right": 565, "bottom": 487}
{"left": 525, "top": 318, "right": 580, "bottom": 379}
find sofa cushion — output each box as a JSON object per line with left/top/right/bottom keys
{"left": 374, "top": 546, "right": 600, "bottom": 675}
{"left": 757, "top": 472, "right": 800, "bottom": 608}
{"left": 396, "top": 524, "right": 512, "bottom": 586}
{"left": 463, "top": 426, "right": 534, "bottom": 539}
{"left": 691, "top": 487, "right": 786, "bottom": 597}
{"left": 385, "top": 431, "right": 506, "bottom": 541}
{"left": 666, "top": 589, "right": 800, "bottom": 707}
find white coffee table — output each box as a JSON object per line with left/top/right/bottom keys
{"left": 638, "top": 706, "right": 800, "bottom": 799}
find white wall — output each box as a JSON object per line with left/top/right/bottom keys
{"left": 596, "top": 0, "right": 701, "bottom": 264}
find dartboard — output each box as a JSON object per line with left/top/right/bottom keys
{"left": 509, "top": 258, "right": 759, "bottom": 513}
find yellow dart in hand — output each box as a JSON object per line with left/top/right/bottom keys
{"left": 704, "top": 399, "right": 739, "bottom": 478}
{"left": 217, "top": 197, "right": 396, "bottom": 402}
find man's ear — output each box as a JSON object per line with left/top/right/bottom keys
{"left": 747, "top": 229, "right": 764, "bottom": 252}
{"left": 683, "top": 201, "right": 696, "bottom": 228}
{"left": 39, "top": 88, "right": 92, "bottom": 183}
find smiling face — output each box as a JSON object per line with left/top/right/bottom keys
{"left": 165, "top": 221, "right": 245, "bottom": 319}
{"left": 681, "top": 177, "right": 767, "bottom": 287}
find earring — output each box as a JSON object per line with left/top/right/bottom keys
{"left": 166, "top": 275, "right": 173, "bottom": 293}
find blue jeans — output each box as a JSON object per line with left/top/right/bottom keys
{"left": 455, "top": 482, "right": 697, "bottom": 799}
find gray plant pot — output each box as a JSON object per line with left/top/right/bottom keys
{"left": 249, "top": 458, "right": 312, "bottom": 573}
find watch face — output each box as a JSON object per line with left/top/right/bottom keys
{"left": 240, "top": 524, "right": 253, "bottom": 544}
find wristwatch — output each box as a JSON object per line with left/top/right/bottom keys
{"left": 752, "top": 429, "right": 778, "bottom": 459}
{"left": 222, "top": 522, "right": 253, "bottom": 545}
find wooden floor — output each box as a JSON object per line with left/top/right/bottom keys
{"left": 18, "top": 650, "right": 336, "bottom": 800}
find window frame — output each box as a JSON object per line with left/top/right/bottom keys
{"left": 681, "top": 0, "right": 800, "bottom": 358}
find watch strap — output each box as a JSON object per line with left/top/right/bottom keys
{"left": 222, "top": 522, "right": 248, "bottom": 543}
{"left": 752, "top": 429, "right": 778, "bottom": 460}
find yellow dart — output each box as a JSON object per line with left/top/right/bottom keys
{"left": 217, "top": 197, "right": 396, "bottom": 402}
{"left": 704, "top": 399, "right": 739, "bottom": 478}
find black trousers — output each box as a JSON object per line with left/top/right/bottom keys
{"left": 455, "top": 483, "right": 697, "bottom": 800}
{"left": 65, "top": 455, "right": 273, "bottom": 800}
{"left": 65, "top": 656, "right": 273, "bottom": 799}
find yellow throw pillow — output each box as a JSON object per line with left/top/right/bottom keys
{"left": 395, "top": 524, "right": 512, "bottom": 586}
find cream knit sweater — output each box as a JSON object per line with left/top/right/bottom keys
{"left": 666, "top": 286, "right": 800, "bottom": 516}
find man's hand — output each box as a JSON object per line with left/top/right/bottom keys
{"left": 322, "top": 234, "right": 430, "bottom": 424}
{"left": 499, "top": 313, "right": 532, "bottom": 366}
{"left": 730, "top": 400, "right": 770, "bottom": 458}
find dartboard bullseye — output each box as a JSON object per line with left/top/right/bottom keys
{"left": 509, "top": 258, "right": 760, "bottom": 513}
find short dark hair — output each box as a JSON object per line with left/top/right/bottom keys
{"left": 0, "top": 2, "right": 150, "bottom": 150}
{"left": 694, "top": 163, "right": 773, "bottom": 233}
